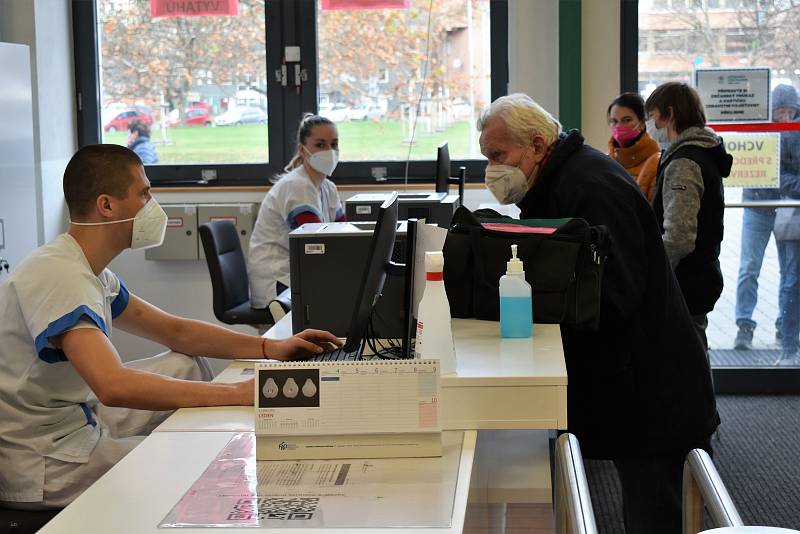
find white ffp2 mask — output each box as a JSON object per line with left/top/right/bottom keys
{"left": 485, "top": 164, "right": 530, "bottom": 205}
{"left": 306, "top": 148, "right": 339, "bottom": 176}
{"left": 70, "top": 197, "right": 168, "bottom": 250}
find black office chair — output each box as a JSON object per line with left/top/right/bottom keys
{"left": 0, "top": 506, "right": 60, "bottom": 533}
{"left": 199, "top": 220, "right": 272, "bottom": 326}
{"left": 268, "top": 287, "right": 292, "bottom": 324}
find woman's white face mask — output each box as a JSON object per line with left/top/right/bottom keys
{"left": 70, "top": 197, "right": 168, "bottom": 250}
{"left": 305, "top": 147, "right": 339, "bottom": 176}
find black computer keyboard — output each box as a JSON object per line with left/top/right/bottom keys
{"left": 307, "top": 347, "right": 363, "bottom": 362}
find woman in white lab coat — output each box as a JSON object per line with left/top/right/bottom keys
{"left": 247, "top": 114, "right": 345, "bottom": 309}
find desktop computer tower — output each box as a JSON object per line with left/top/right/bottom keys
{"left": 345, "top": 192, "right": 459, "bottom": 228}
{"left": 289, "top": 221, "right": 407, "bottom": 338}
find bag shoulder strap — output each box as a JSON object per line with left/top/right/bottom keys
{"left": 451, "top": 206, "right": 609, "bottom": 260}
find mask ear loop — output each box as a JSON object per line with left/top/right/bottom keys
{"left": 512, "top": 144, "right": 532, "bottom": 169}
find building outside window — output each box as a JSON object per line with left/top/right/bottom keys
{"left": 638, "top": 0, "right": 800, "bottom": 375}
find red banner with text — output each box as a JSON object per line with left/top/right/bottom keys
{"left": 151, "top": 0, "right": 238, "bottom": 18}
{"left": 321, "top": 0, "right": 410, "bottom": 10}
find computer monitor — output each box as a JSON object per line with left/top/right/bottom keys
{"left": 400, "top": 219, "right": 418, "bottom": 359}
{"left": 434, "top": 141, "right": 465, "bottom": 208}
{"left": 341, "top": 192, "right": 399, "bottom": 352}
{"left": 435, "top": 141, "right": 450, "bottom": 194}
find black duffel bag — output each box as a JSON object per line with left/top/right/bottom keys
{"left": 442, "top": 206, "right": 610, "bottom": 329}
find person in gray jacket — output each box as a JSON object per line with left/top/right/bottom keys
{"left": 771, "top": 84, "right": 800, "bottom": 364}
{"left": 646, "top": 83, "right": 732, "bottom": 349}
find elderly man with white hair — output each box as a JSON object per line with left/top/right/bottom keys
{"left": 478, "top": 93, "right": 718, "bottom": 534}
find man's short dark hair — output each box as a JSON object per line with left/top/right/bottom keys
{"left": 128, "top": 119, "right": 151, "bottom": 138}
{"left": 63, "top": 144, "right": 142, "bottom": 219}
{"left": 645, "top": 82, "right": 706, "bottom": 134}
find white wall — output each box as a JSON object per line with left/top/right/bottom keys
{"left": 581, "top": 0, "right": 621, "bottom": 150}
{"left": 0, "top": 0, "right": 75, "bottom": 246}
{"left": 0, "top": 43, "right": 37, "bottom": 272}
{"left": 508, "top": 0, "right": 559, "bottom": 115}
{"left": 32, "top": 0, "right": 75, "bottom": 242}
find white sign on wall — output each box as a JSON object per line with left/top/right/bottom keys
{"left": 694, "top": 68, "right": 771, "bottom": 123}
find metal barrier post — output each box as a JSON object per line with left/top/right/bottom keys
{"left": 554, "top": 433, "right": 598, "bottom": 534}
{"left": 682, "top": 448, "right": 744, "bottom": 534}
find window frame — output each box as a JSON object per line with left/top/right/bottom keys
{"left": 72, "top": 0, "right": 508, "bottom": 187}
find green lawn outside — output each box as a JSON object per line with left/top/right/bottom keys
{"left": 104, "top": 120, "right": 480, "bottom": 164}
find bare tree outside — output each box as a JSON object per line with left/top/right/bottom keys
{"left": 639, "top": 0, "right": 800, "bottom": 95}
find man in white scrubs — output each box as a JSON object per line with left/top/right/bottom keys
{"left": 0, "top": 144, "right": 340, "bottom": 509}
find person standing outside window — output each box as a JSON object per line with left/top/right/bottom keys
{"left": 607, "top": 92, "right": 661, "bottom": 202}
{"left": 771, "top": 84, "right": 800, "bottom": 364}
{"left": 127, "top": 120, "right": 158, "bottom": 164}
{"left": 732, "top": 85, "right": 799, "bottom": 351}
{"left": 247, "top": 114, "right": 345, "bottom": 309}
{"left": 646, "top": 82, "right": 732, "bottom": 350}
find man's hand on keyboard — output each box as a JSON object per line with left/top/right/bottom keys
{"left": 267, "top": 329, "right": 343, "bottom": 361}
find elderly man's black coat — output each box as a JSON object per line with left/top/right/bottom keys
{"left": 517, "top": 130, "right": 718, "bottom": 458}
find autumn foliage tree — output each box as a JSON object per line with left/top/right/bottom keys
{"left": 317, "top": 0, "right": 489, "bottom": 114}
{"left": 99, "top": 0, "right": 489, "bottom": 120}
{"left": 99, "top": 0, "right": 266, "bottom": 119}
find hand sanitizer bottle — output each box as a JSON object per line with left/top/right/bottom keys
{"left": 499, "top": 244, "right": 532, "bottom": 338}
{"left": 415, "top": 251, "right": 457, "bottom": 374}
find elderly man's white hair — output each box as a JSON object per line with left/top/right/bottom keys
{"left": 477, "top": 93, "right": 562, "bottom": 146}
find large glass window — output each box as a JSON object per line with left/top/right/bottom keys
{"left": 75, "top": 0, "right": 506, "bottom": 184}
{"left": 316, "top": 0, "right": 491, "bottom": 161}
{"left": 97, "top": 0, "right": 268, "bottom": 165}
{"left": 637, "top": 0, "right": 800, "bottom": 377}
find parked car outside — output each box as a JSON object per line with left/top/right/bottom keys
{"left": 351, "top": 103, "right": 386, "bottom": 121}
{"left": 184, "top": 106, "right": 213, "bottom": 126}
{"left": 101, "top": 102, "right": 129, "bottom": 128}
{"left": 450, "top": 98, "right": 473, "bottom": 120}
{"left": 213, "top": 106, "right": 267, "bottom": 126}
{"left": 165, "top": 104, "right": 213, "bottom": 127}
{"left": 103, "top": 109, "right": 152, "bottom": 133}
{"left": 319, "top": 102, "right": 351, "bottom": 122}
{"left": 350, "top": 104, "right": 369, "bottom": 121}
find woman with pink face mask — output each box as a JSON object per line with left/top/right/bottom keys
{"left": 248, "top": 113, "right": 345, "bottom": 309}
{"left": 607, "top": 92, "right": 661, "bottom": 202}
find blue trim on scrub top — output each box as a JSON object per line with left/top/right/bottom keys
{"left": 111, "top": 279, "right": 130, "bottom": 319}
{"left": 34, "top": 306, "right": 108, "bottom": 363}
{"left": 286, "top": 205, "right": 322, "bottom": 230}
{"left": 79, "top": 402, "right": 97, "bottom": 427}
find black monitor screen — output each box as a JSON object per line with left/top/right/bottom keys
{"left": 342, "top": 192, "right": 399, "bottom": 352}
{"left": 435, "top": 141, "right": 450, "bottom": 193}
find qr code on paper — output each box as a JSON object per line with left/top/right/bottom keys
{"left": 227, "top": 497, "right": 319, "bottom": 521}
